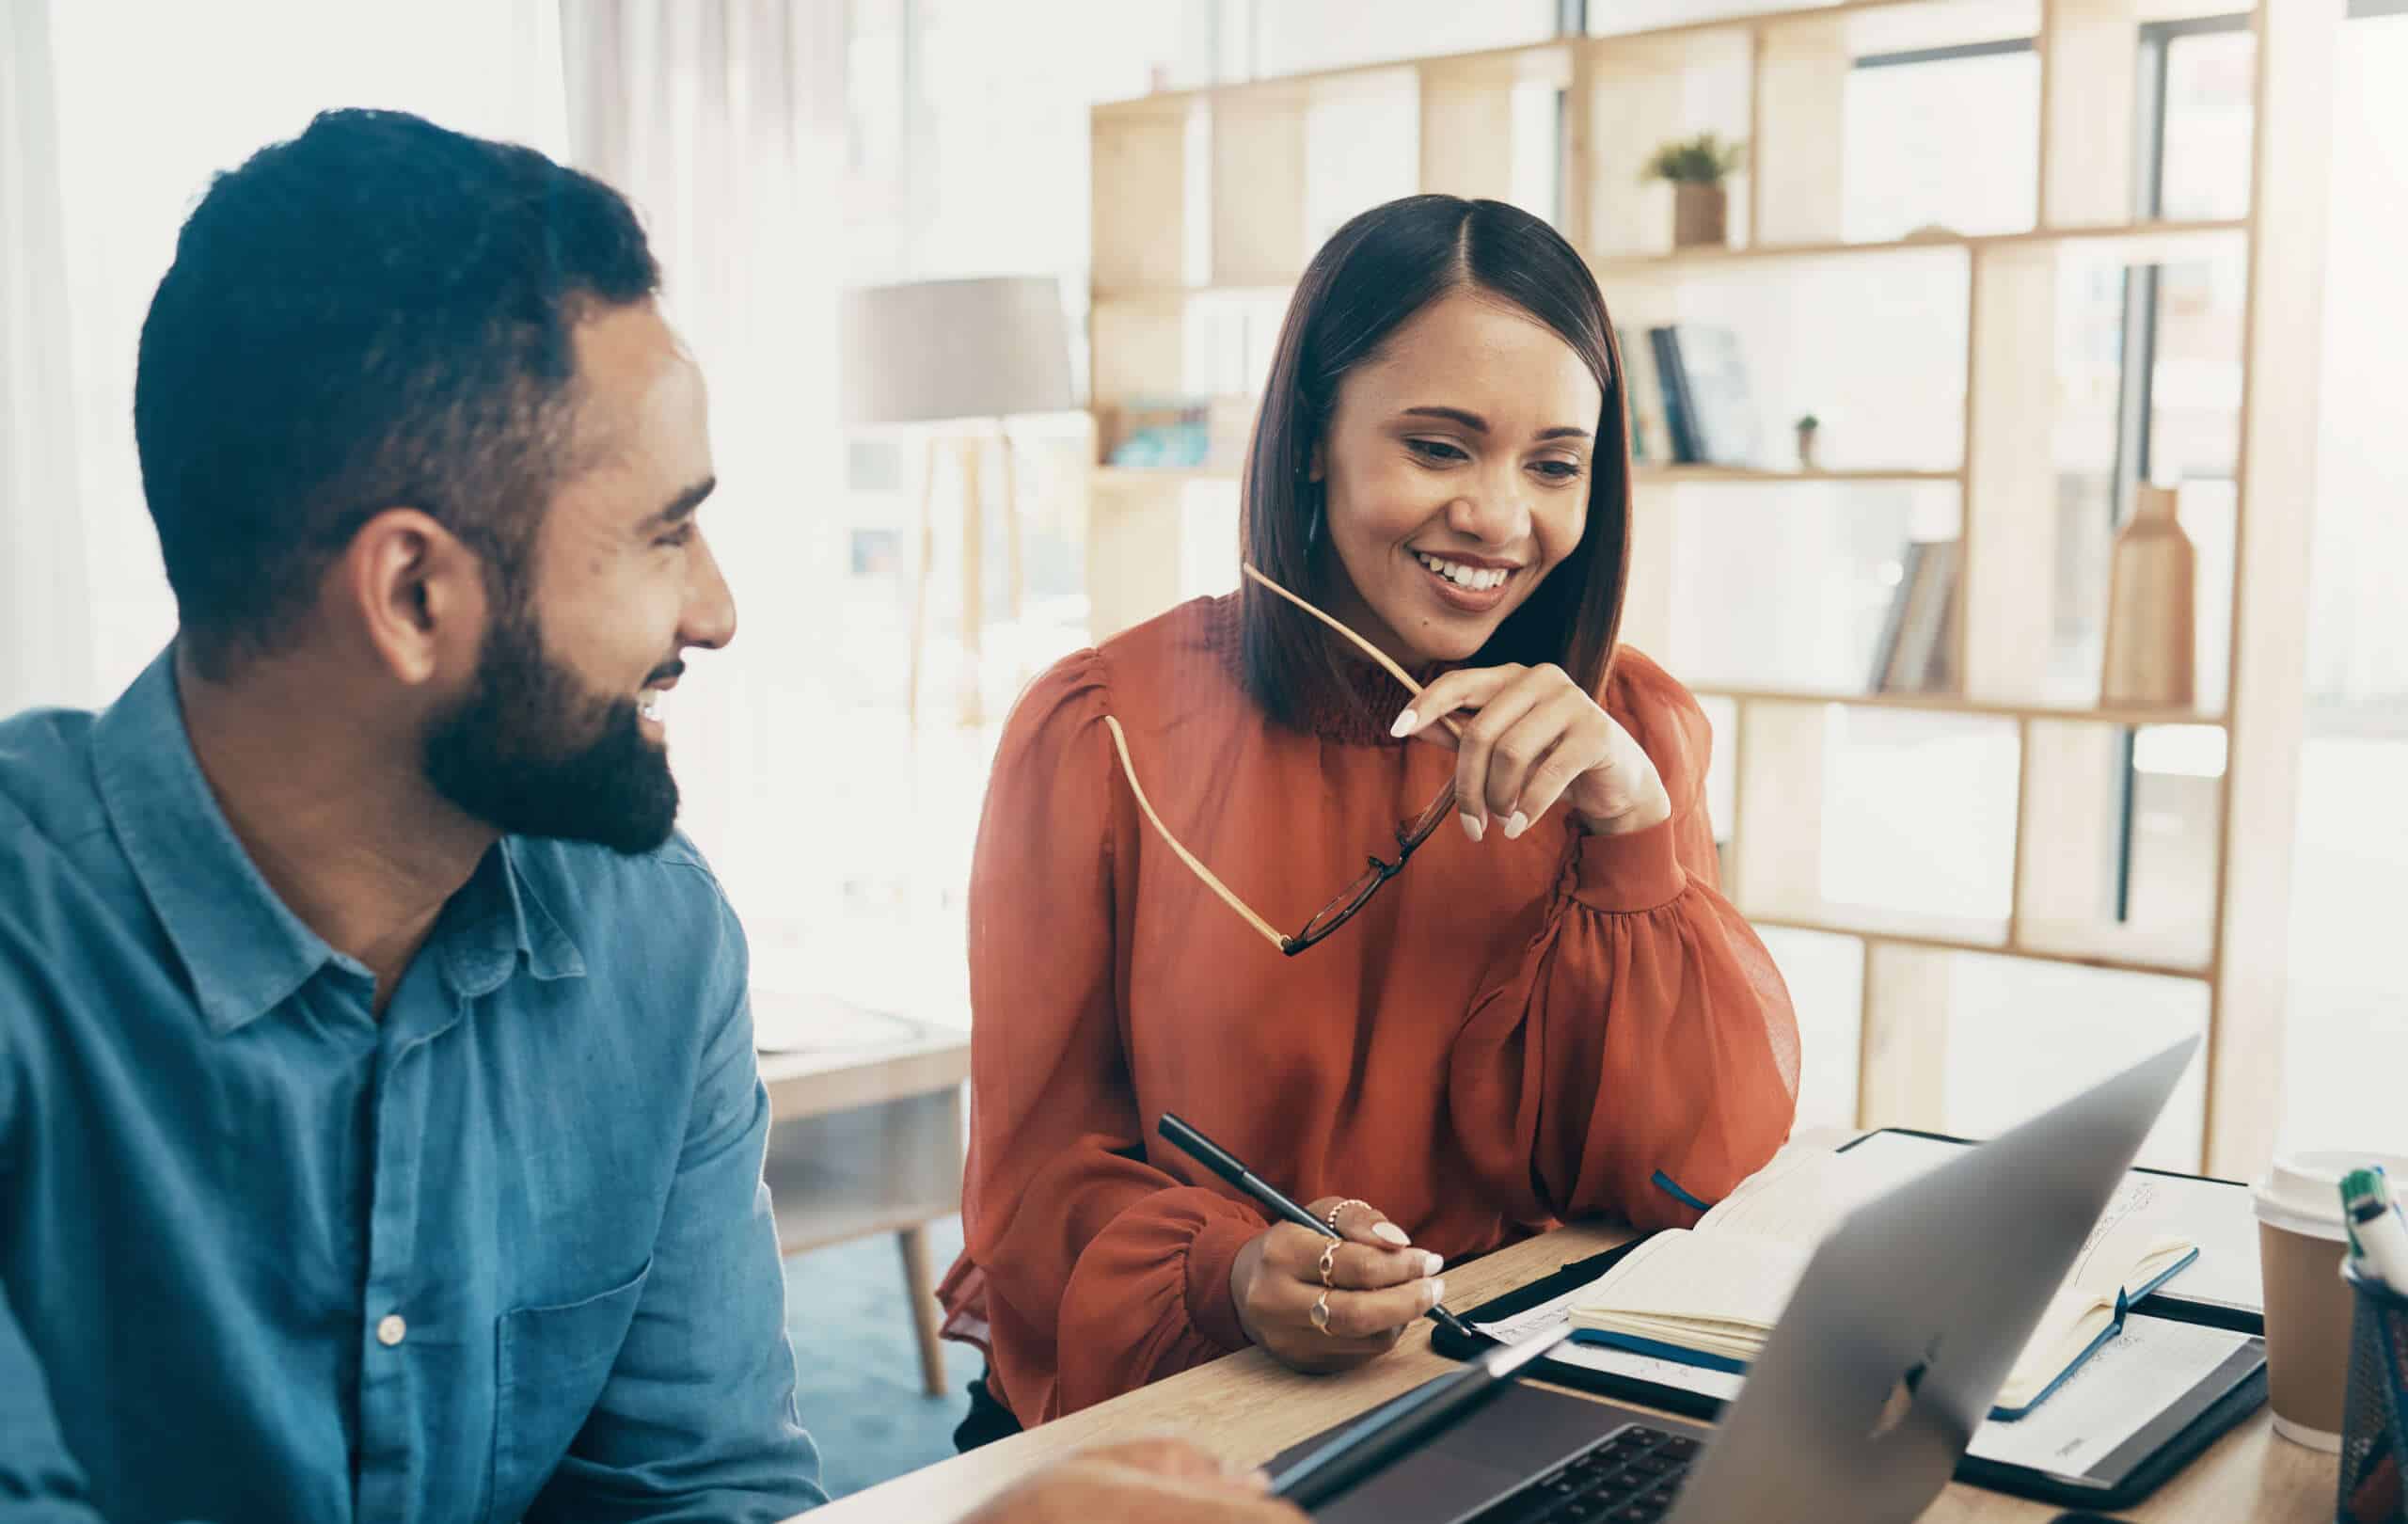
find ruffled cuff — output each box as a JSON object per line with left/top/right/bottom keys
{"left": 1566, "top": 816, "right": 1688, "bottom": 913}
{"left": 1182, "top": 1211, "right": 1260, "bottom": 1354}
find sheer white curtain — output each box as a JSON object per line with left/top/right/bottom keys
{"left": 557, "top": 1, "right": 848, "bottom": 939}
{"left": 0, "top": 0, "right": 92, "bottom": 715}
{"left": 12, "top": 0, "right": 847, "bottom": 942}
{"left": 27, "top": 0, "right": 567, "bottom": 712}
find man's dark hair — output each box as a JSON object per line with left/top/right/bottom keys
{"left": 135, "top": 108, "right": 660, "bottom": 675}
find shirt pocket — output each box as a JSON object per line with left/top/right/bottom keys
{"left": 489, "top": 1258, "right": 652, "bottom": 1521}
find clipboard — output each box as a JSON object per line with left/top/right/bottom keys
{"left": 1431, "top": 1240, "right": 2267, "bottom": 1511}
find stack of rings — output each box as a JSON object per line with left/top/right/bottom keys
{"left": 1312, "top": 1200, "right": 1370, "bottom": 1337}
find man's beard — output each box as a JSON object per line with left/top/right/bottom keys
{"left": 422, "top": 607, "right": 680, "bottom": 855}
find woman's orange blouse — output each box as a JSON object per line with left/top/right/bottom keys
{"left": 938, "top": 595, "right": 1800, "bottom": 1423}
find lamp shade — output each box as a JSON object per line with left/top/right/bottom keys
{"left": 838, "top": 276, "right": 1076, "bottom": 425}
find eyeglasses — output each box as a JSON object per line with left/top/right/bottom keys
{"left": 1103, "top": 564, "right": 1461, "bottom": 957}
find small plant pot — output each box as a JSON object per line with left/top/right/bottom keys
{"left": 1673, "top": 183, "right": 1728, "bottom": 248}
{"left": 1796, "top": 425, "right": 1820, "bottom": 469}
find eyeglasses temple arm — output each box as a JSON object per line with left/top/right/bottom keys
{"left": 1102, "top": 716, "right": 1291, "bottom": 953}
{"left": 1243, "top": 564, "right": 1465, "bottom": 740}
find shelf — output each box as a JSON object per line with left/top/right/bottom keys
{"left": 1589, "top": 0, "right": 1984, "bottom": 49}
{"left": 1090, "top": 229, "right": 2251, "bottom": 304}
{"left": 1095, "top": 464, "right": 1958, "bottom": 487}
{"left": 1751, "top": 910, "right": 2211, "bottom": 980}
{"left": 1589, "top": 218, "right": 2248, "bottom": 275}
{"left": 1092, "top": 1, "right": 1978, "bottom": 110}
{"left": 1635, "top": 465, "right": 1961, "bottom": 484}
{"left": 1093, "top": 465, "right": 1241, "bottom": 485}
{"left": 1091, "top": 281, "right": 1297, "bottom": 307}
{"left": 1695, "top": 685, "right": 2228, "bottom": 728}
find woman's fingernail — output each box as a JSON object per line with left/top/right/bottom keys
{"left": 1373, "top": 1221, "right": 1411, "bottom": 1246}
{"left": 1503, "top": 810, "right": 1530, "bottom": 840}
{"left": 1390, "top": 708, "right": 1418, "bottom": 738}
{"left": 1429, "top": 1278, "right": 1448, "bottom": 1307}
{"left": 1424, "top": 1251, "right": 1445, "bottom": 1277}
{"left": 1243, "top": 1468, "right": 1274, "bottom": 1491}
{"left": 1459, "top": 812, "right": 1484, "bottom": 843}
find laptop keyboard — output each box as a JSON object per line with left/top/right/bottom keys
{"left": 1464, "top": 1422, "right": 1700, "bottom": 1524}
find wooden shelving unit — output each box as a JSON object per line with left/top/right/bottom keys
{"left": 1690, "top": 685, "right": 2225, "bottom": 729}
{"left": 1085, "top": 0, "right": 2342, "bottom": 1176}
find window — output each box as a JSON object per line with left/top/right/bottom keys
{"left": 43, "top": 0, "right": 568, "bottom": 700}
{"left": 2279, "top": 3, "right": 2408, "bottom": 1153}
{"left": 1844, "top": 40, "right": 2040, "bottom": 242}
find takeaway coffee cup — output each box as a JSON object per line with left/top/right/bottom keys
{"left": 2255, "top": 1151, "right": 2408, "bottom": 1450}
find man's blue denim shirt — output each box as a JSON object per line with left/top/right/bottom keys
{"left": 0, "top": 651, "right": 825, "bottom": 1522}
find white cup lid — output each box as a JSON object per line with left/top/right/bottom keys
{"left": 2255, "top": 1151, "right": 2408, "bottom": 1241}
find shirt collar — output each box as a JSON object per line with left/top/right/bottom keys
{"left": 92, "top": 646, "right": 585, "bottom": 1035}
{"left": 439, "top": 838, "right": 587, "bottom": 1000}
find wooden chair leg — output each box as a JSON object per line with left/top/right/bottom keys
{"left": 898, "top": 1223, "right": 946, "bottom": 1398}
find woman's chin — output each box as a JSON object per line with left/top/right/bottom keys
{"left": 1393, "top": 617, "right": 1498, "bottom": 668}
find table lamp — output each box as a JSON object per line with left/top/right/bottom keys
{"left": 839, "top": 276, "right": 1075, "bottom": 728}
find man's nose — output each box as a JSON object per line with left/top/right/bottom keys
{"left": 681, "top": 531, "right": 737, "bottom": 651}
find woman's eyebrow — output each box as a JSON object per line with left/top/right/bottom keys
{"left": 1400, "top": 405, "right": 1590, "bottom": 443}
{"left": 1401, "top": 405, "right": 1487, "bottom": 432}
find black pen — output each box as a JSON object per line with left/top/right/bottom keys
{"left": 1156, "top": 1111, "right": 1480, "bottom": 1341}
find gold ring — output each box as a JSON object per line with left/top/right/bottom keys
{"left": 1310, "top": 1291, "right": 1333, "bottom": 1336}
{"left": 1318, "top": 1240, "right": 1340, "bottom": 1288}
{"left": 1325, "top": 1198, "right": 1369, "bottom": 1235}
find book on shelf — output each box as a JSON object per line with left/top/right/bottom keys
{"left": 1101, "top": 394, "right": 1252, "bottom": 472}
{"left": 1647, "top": 329, "right": 1698, "bottom": 463}
{"left": 1869, "top": 537, "right": 1961, "bottom": 692}
{"left": 1565, "top": 1143, "right": 2201, "bottom": 1421}
{"left": 1617, "top": 325, "right": 1672, "bottom": 466}
{"left": 1647, "top": 325, "right": 1761, "bottom": 467}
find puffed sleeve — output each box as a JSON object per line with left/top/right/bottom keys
{"left": 940, "top": 651, "right": 1268, "bottom": 1423}
{"left": 1448, "top": 650, "right": 1801, "bottom": 1232}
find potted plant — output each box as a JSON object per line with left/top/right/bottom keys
{"left": 1795, "top": 413, "right": 1821, "bottom": 468}
{"left": 1643, "top": 132, "right": 1746, "bottom": 249}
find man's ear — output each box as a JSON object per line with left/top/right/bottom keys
{"left": 338, "top": 508, "right": 488, "bottom": 687}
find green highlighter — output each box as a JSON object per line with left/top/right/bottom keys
{"left": 2340, "top": 1166, "right": 2408, "bottom": 1291}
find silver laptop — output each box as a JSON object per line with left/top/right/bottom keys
{"left": 1275, "top": 1037, "right": 2203, "bottom": 1523}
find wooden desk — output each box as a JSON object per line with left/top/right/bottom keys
{"left": 754, "top": 992, "right": 971, "bottom": 1398}
{"left": 801, "top": 1220, "right": 2335, "bottom": 1522}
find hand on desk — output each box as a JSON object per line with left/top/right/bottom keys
{"left": 1231, "top": 1197, "right": 1446, "bottom": 1375}
{"left": 961, "top": 1438, "right": 1305, "bottom": 1522}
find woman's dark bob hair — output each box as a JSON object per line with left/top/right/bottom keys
{"left": 1239, "top": 194, "right": 1629, "bottom": 733}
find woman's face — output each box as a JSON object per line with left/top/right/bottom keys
{"left": 1314, "top": 287, "right": 1603, "bottom": 669}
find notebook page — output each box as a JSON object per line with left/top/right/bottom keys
{"left": 1571, "top": 1159, "right": 2193, "bottom": 1401}
{"left": 1839, "top": 1130, "right": 2260, "bottom": 1313}
{"left": 1697, "top": 1140, "right": 2195, "bottom": 1312}
{"left": 1569, "top": 1230, "right": 1812, "bottom": 1351}
{"left": 1692, "top": 1141, "right": 1956, "bottom": 1248}
{"left": 1995, "top": 1179, "right": 2199, "bottom": 1405}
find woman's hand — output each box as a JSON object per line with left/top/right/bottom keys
{"left": 1392, "top": 663, "right": 1671, "bottom": 840}
{"left": 1228, "top": 1198, "right": 1446, "bottom": 1375}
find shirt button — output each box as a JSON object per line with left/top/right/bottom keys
{"left": 376, "top": 1313, "right": 407, "bottom": 1347}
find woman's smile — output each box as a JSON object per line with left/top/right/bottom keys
{"left": 1405, "top": 546, "right": 1523, "bottom": 615}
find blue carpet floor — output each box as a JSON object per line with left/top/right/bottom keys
{"left": 784, "top": 1216, "right": 985, "bottom": 1500}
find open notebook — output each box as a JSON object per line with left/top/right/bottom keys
{"left": 1568, "top": 1144, "right": 2200, "bottom": 1420}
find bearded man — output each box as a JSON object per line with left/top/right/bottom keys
{"left": 0, "top": 108, "right": 1295, "bottom": 1524}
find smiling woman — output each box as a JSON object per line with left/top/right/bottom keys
{"left": 940, "top": 194, "right": 1802, "bottom": 1437}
